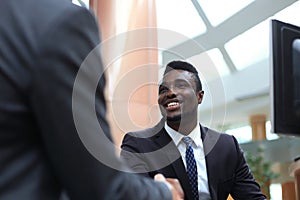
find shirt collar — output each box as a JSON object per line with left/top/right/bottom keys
{"left": 165, "top": 122, "right": 202, "bottom": 148}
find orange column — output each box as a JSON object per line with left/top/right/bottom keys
{"left": 250, "top": 114, "right": 268, "bottom": 198}
{"left": 282, "top": 181, "right": 296, "bottom": 200}
{"left": 90, "top": 1, "right": 159, "bottom": 149}
{"left": 289, "top": 159, "right": 300, "bottom": 200}
{"left": 250, "top": 114, "right": 266, "bottom": 141}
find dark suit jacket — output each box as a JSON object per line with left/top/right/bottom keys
{"left": 121, "top": 120, "right": 267, "bottom": 200}
{"left": 0, "top": 1, "right": 172, "bottom": 199}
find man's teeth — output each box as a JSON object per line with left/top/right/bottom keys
{"left": 167, "top": 102, "right": 179, "bottom": 107}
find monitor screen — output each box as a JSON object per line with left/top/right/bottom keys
{"left": 270, "top": 19, "right": 300, "bottom": 136}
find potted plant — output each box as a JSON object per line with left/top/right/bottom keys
{"left": 244, "top": 147, "right": 279, "bottom": 199}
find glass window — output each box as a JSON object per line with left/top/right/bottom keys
{"left": 156, "top": 0, "right": 206, "bottom": 43}
{"left": 224, "top": 20, "right": 269, "bottom": 71}
{"left": 270, "top": 183, "right": 282, "bottom": 200}
{"left": 272, "top": 1, "right": 300, "bottom": 27}
{"left": 266, "top": 121, "right": 279, "bottom": 140}
{"left": 197, "top": 0, "right": 254, "bottom": 27}
{"left": 225, "top": 125, "right": 252, "bottom": 144}
{"left": 188, "top": 48, "right": 230, "bottom": 82}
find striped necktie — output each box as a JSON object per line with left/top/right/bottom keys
{"left": 182, "top": 136, "right": 199, "bottom": 200}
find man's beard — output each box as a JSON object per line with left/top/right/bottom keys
{"left": 166, "top": 115, "right": 181, "bottom": 122}
{"left": 160, "top": 105, "right": 193, "bottom": 123}
{"left": 166, "top": 112, "right": 195, "bottom": 123}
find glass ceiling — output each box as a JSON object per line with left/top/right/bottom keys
{"left": 197, "top": 0, "right": 255, "bottom": 27}
{"left": 224, "top": 20, "right": 270, "bottom": 71}
{"left": 73, "top": 0, "right": 300, "bottom": 81}
{"left": 156, "top": 0, "right": 300, "bottom": 80}
{"left": 156, "top": 0, "right": 206, "bottom": 39}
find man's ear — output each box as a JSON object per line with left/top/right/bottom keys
{"left": 197, "top": 90, "right": 204, "bottom": 104}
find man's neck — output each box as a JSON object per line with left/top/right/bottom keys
{"left": 167, "top": 120, "right": 198, "bottom": 136}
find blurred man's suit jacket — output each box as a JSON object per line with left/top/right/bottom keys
{"left": 0, "top": 1, "right": 173, "bottom": 199}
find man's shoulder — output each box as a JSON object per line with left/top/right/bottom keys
{"left": 10, "top": 0, "right": 76, "bottom": 19}
{"left": 200, "top": 124, "right": 233, "bottom": 139}
{"left": 200, "top": 124, "right": 237, "bottom": 148}
{"left": 4, "top": 0, "right": 91, "bottom": 48}
{"left": 125, "top": 120, "right": 165, "bottom": 139}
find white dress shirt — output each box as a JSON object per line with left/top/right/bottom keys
{"left": 165, "top": 123, "right": 211, "bottom": 200}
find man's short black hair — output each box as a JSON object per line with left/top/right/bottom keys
{"left": 164, "top": 60, "right": 202, "bottom": 91}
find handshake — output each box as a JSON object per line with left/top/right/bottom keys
{"left": 154, "top": 174, "right": 184, "bottom": 200}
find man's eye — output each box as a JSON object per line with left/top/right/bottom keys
{"left": 176, "top": 83, "right": 187, "bottom": 88}
{"left": 159, "top": 86, "right": 168, "bottom": 94}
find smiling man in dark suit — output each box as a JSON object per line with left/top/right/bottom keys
{"left": 121, "top": 60, "right": 267, "bottom": 200}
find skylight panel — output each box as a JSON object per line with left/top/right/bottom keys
{"left": 224, "top": 20, "right": 269, "bottom": 71}
{"left": 187, "top": 48, "right": 230, "bottom": 82}
{"left": 271, "top": 1, "right": 300, "bottom": 26}
{"left": 156, "top": 0, "right": 206, "bottom": 45}
{"left": 197, "top": 0, "right": 254, "bottom": 27}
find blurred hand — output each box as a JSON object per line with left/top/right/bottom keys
{"left": 154, "top": 174, "right": 184, "bottom": 200}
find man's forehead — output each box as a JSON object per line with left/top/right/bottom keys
{"left": 159, "top": 70, "right": 195, "bottom": 86}
{"left": 161, "top": 70, "right": 193, "bottom": 81}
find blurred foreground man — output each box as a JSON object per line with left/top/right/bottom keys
{"left": 0, "top": 0, "right": 183, "bottom": 199}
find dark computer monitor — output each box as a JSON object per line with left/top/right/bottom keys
{"left": 270, "top": 19, "right": 300, "bottom": 136}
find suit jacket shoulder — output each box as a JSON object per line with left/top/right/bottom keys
{"left": 121, "top": 123, "right": 266, "bottom": 200}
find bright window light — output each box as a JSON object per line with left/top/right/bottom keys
{"left": 156, "top": 0, "right": 206, "bottom": 41}
{"left": 72, "top": 0, "right": 89, "bottom": 8}
{"left": 115, "top": 1, "right": 133, "bottom": 34}
{"left": 272, "top": 1, "right": 300, "bottom": 27}
{"left": 197, "top": 0, "right": 254, "bottom": 27}
{"left": 225, "top": 125, "right": 252, "bottom": 144}
{"left": 270, "top": 183, "right": 282, "bottom": 200}
{"left": 224, "top": 20, "right": 269, "bottom": 71}
{"left": 188, "top": 48, "right": 230, "bottom": 82}
{"left": 225, "top": 121, "right": 279, "bottom": 144}
{"left": 266, "top": 121, "right": 279, "bottom": 140}
{"left": 224, "top": 1, "right": 300, "bottom": 72}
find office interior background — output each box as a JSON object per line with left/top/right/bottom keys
{"left": 73, "top": 0, "right": 300, "bottom": 199}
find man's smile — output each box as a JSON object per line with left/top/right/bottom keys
{"left": 165, "top": 101, "right": 181, "bottom": 111}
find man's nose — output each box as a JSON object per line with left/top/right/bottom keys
{"left": 166, "top": 86, "right": 177, "bottom": 97}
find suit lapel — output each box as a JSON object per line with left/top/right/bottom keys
{"left": 154, "top": 128, "right": 194, "bottom": 200}
{"left": 201, "top": 124, "right": 221, "bottom": 200}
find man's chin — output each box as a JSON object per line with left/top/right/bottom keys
{"left": 166, "top": 115, "right": 181, "bottom": 122}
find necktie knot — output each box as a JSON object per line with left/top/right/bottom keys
{"left": 182, "top": 136, "right": 193, "bottom": 146}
